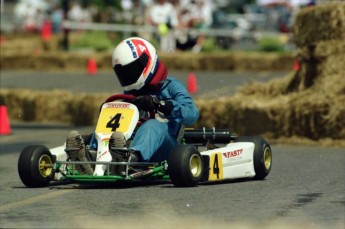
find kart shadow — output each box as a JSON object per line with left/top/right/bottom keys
{"left": 13, "top": 178, "right": 266, "bottom": 190}
{"left": 12, "top": 180, "right": 75, "bottom": 189}
{"left": 200, "top": 178, "right": 257, "bottom": 186}
{"left": 159, "top": 178, "right": 265, "bottom": 189}
{"left": 47, "top": 178, "right": 266, "bottom": 190}
{"left": 48, "top": 179, "right": 173, "bottom": 190}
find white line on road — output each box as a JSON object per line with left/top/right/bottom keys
{"left": 0, "top": 189, "right": 75, "bottom": 212}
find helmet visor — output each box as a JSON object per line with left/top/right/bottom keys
{"left": 113, "top": 52, "right": 149, "bottom": 87}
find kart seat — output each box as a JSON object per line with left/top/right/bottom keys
{"left": 176, "top": 125, "right": 185, "bottom": 144}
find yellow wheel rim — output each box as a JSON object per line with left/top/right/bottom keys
{"left": 39, "top": 155, "right": 53, "bottom": 177}
{"left": 189, "top": 154, "right": 202, "bottom": 177}
{"left": 263, "top": 147, "right": 272, "bottom": 171}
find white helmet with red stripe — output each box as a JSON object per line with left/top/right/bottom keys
{"left": 112, "top": 37, "right": 159, "bottom": 91}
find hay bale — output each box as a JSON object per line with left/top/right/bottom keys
{"left": 195, "top": 86, "right": 345, "bottom": 140}
{"left": 159, "top": 52, "right": 293, "bottom": 71}
{"left": 66, "top": 94, "right": 106, "bottom": 126}
{"left": 280, "top": 92, "right": 345, "bottom": 139}
{"left": 1, "top": 89, "right": 36, "bottom": 121}
{"left": 0, "top": 49, "right": 294, "bottom": 71}
{"left": 1, "top": 89, "right": 72, "bottom": 123}
{"left": 238, "top": 72, "right": 296, "bottom": 97}
{"left": 159, "top": 53, "right": 206, "bottom": 70}
{"left": 232, "top": 53, "right": 293, "bottom": 71}
{"left": 313, "top": 39, "right": 345, "bottom": 57}
{"left": 0, "top": 89, "right": 108, "bottom": 125}
{"left": 195, "top": 95, "right": 284, "bottom": 136}
{"left": 293, "top": 2, "right": 345, "bottom": 46}
{"left": 234, "top": 68, "right": 345, "bottom": 140}
{"left": 289, "top": 42, "right": 345, "bottom": 92}
{"left": 0, "top": 34, "right": 61, "bottom": 55}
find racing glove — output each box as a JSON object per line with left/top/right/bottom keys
{"left": 134, "top": 95, "right": 173, "bottom": 115}
{"left": 155, "top": 99, "right": 173, "bottom": 116}
{"left": 133, "top": 95, "right": 156, "bottom": 112}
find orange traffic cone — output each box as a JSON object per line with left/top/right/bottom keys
{"left": 0, "top": 105, "right": 11, "bottom": 135}
{"left": 87, "top": 58, "right": 97, "bottom": 75}
{"left": 187, "top": 72, "right": 198, "bottom": 94}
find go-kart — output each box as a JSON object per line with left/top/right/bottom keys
{"left": 18, "top": 94, "right": 272, "bottom": 188}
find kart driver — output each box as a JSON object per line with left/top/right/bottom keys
{"left": 110, "top": 37, "right": 199, "bottom": 164}
{"left": 65, "top": 37, "right": 199, "bottom": 175}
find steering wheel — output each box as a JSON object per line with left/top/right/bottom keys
{"left": 104, "top": 94, "right": 155, "bottom": 119}
{"left": 104, "top": 94, "right": 136, "bottom": 103}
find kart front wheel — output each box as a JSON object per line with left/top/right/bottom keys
{"left": 235, "top": 136, "right": 272, "bottom": 180}
{"left": 168, "top": 145, "right": 203, "bottom": 187}
{"left": 18, "top": 145, "right": 55, "bottom": 188}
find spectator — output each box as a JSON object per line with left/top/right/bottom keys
{"left": 149, "top": 0, "right": 178, "bottom": 52}
{"left": 67, "top": 1, "right": 93, "bottom": 23}
{"left": 189, "top": 0, "right": 213, "bottom": 52}
{"left": 121, "top": 0, "right": 134, "bottom": 23}
{"left": 189, "top": 0, "right": 213, "bottom": 28}
{"left": 14, "top": 1, "right": 27, "bottom": 32}
{"left": 175, "top": 0, "right": 213, "bottom": 52}
{"left": 14, "top": 0, "right": 49, "bottom": 33}
{"left": 23, "top": 3, "right": 39, "bottom": 32}
{"left": 175, "top": 8, "right": 195, "bottom": 51}
{"left": 171, "top": 0, "right": 183, "bottom": 16}
{"left": 51, "top": 3, "right": 63, "bottom": 33}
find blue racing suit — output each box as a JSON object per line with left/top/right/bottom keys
{"left": 129, "top": 77, "right": 199, "bottom": 162}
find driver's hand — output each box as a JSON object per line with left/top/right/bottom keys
{"left": 133, "top": 95, "right": 155, "bottom": 112}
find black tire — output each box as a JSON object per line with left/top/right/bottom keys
{"left": 235, "top": 136, "right": 272, "bottom": 180}
{"left": 168, "top": 145, "right": 203, "bottom": 187}
{"left": 18, "top": 145, "right": 55, "bottom": 188}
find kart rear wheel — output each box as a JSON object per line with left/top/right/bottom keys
{"left": 235, "top": 136, "right": 272, "bottom": 180}
{"left": 18, "top": 145, "right": 55, "bottom": 188}
{"left": 168, "top": 145, "right": 203, "bottom": 187}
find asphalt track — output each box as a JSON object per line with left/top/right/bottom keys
{"left": 0, "top": 71, "right": 344, "bottom": 228}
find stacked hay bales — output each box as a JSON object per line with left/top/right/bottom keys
{"left": 0, "top": 89, "right": 108, "bottom": 125}
{"left": 196, "top": 3, "right": 345, "bottom": 140}
{"left": 0, "top": 51, "right": 293, "bottom": 72}
{"left": 159, "top": 52, "right": 293, "bottom": 71}
{"left": 286, "top": 3, "right": 345, "bottom": 139}
{"left": 0, "top": 34, "right": 61, "bottom": 55}
{"left": 0, "top": 52, "right": 104, "bottom": 72}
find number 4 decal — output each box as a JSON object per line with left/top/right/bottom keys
{"left": 213, "top": 154, "right": 220, "bottom": 179}
{"left": 138, "top": 44, "right": 147, "bottom": 52}
{"left": 106, "top": 113, "right": 121, "bottom": 131}
{"left": 209, "top": 153, "right": 223, "bottom": 181}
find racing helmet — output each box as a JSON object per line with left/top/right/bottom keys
{"left": 112, "top": 37, "right": 159, "bottom": 91}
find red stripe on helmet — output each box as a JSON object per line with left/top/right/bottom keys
{"left": 131, "top": 39, "right": 152, "bottom": 76}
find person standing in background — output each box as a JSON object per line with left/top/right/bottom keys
{"left": 149, "top": 0, "right": 179, "bottom": 52}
